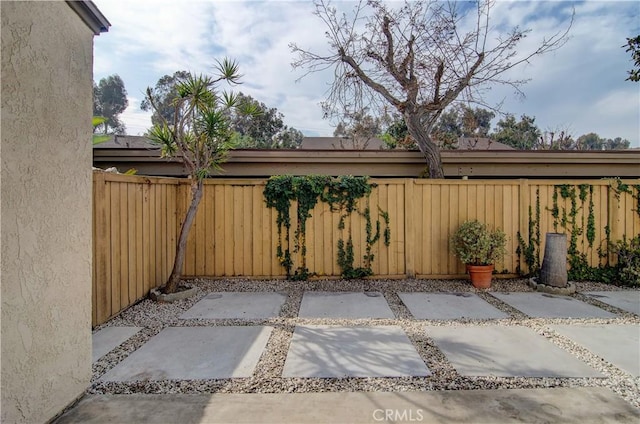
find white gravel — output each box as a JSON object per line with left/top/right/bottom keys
{"left": 91, "top": 278, "right": 640, "bottom": 410}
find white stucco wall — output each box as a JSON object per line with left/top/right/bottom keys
{"left": 1, "top": 2, "right": 94, "bottom": 422}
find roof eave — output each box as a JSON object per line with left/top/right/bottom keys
{"left": 66, "top": 1, "right": 110, "bottom": 35}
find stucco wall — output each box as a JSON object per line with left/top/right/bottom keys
{"left": 1, "top": 2, "right": 94, "bottom": 422}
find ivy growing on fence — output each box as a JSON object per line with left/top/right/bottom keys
{"left": 518, "top": 181, "right": 639, "bottom": 286}
{"left": 548, "top": 184, "right": 597, "bottom": 281}
{"left": 263, "top": 175, "right": 391, "bottom": 280}
{"left": 516, "top": 188, "right": 541, "bottom": 276}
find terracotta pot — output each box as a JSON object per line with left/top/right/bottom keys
{"left": 467, "top": 264, "right": 494, "bottom": 289}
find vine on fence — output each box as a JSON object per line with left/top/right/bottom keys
{"left": 263, "top": 175, "right": 391, "bottom": 280}
{"left": 610, "top": 178, "right": 640, "bottom": 218}
{"left": 516, "top": 188, "right": 541, "bottom": 275}
{"left": 518, "top": 181, "right": 639, "bottom": 285}
{"left": 263, "top": 175, "right": 330, "bottom": 279}
{"left": 549, "top": 184, "right": 597, "bottom": 281}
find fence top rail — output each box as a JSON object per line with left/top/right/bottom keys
{"left": 409, "top": 178, "right": 640, "bottom": 186}
{"left": 93, "top": 170, "right": 184, "bottom": 185}
{"left": 93, "top": 171, "right": 640, "bottom": 188}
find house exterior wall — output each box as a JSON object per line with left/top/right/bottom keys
{"left": 1, "top": 2, "right": 95, "bottom": 422}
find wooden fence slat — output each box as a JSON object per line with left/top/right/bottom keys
{"left": 205, "top": 185, "right": 215, "bottom": 276}
{"left": 142, "top": 182, "right": 151, "bottom": 294}
{"left": 127, "top": 184, "right": 136, "bottom": 304}
{"left": 214, "top": 185, "right": 225, "bottom": 275}
{"left": 109, "top": 182, "right": 121, "bottom": 317}
{"left": 243, "top": 186, "right": 253, "bottom": 275}
{"left": 251, "top": 186, "right": 263, "bottom": 276}
{"left": 135, "top": 184, "right": 144, "bottom": 300}
{"left": 224, "top": 185, "right": 234, "bottom": 275}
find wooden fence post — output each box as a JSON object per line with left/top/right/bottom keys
{"left": 92, "top": 171, "right": 110, "bottom": 327}
{"left": 519, "top": 178, "right": 530, "bottom": 274}
{"left": 404, "top": 178, "right": 415, "bottom": 278}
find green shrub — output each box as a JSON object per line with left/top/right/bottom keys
{"left": 612, "top": 236, "right": 640, "bottom": 286}
{"left": 451, "top": 220, "right": 506, "bottom": 266}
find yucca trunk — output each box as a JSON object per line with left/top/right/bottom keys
{"left": 161, "top": 179, "right": 204, "bottom": 294}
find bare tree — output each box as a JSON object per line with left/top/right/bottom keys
{"left": 291, "top": 0, "right": 572, "bottom": 177}
{"left": 536, "top": 129, "right": 576, "bottom": 150}
{"left": 333, "top": 109, "right": 387, "bottom": 149}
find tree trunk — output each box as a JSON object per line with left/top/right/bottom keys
{"left": 404, "top": 113, "right": 445, "bottom": 178}
{"left": 540, "top": 232, "right": 568, "bottom": 287}
{"left": 161, "top": 179, "right": 204, "bottom": 294}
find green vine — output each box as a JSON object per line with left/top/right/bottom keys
{"left": 517, "top": 189, "right": 541, "bottom": 276}
{"left": 551, "top": 188, "right": 559, "bottom": 231}
{"left": 264, "top": 175, "right": 391, "bottom": 280}
{"left": 535, "top": 181, "right": 639, "bottom": 284}
{"left": 263, "top": 175, "right": 330, "bottom": 280}
{"left": 610, "top": 179, "right": 640, "bottom": 219}
{"left": 520, "top": 185, "right": 637, "bottom": 284}
{"left": 550, "top": 184, "right": 597, "bottom": 280}
{"left": 586, "top": 185, "right": 596, "bottom": 247}
{"left": 611, "top": 179, "right": 631, "bottom": 198}
{"left": 325, "top": 176, "right": 391, "bottom": 279}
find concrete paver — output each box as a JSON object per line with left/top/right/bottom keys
{"left": 426, "top": 325, "right": 603, "bottom": 377}
{"left": 180, "top": 292, "right": 287, "bottom": 319}
{"left": 492, "top": 292, "right": 617, "bottom": 318}
{"left": 100, "top": 326, "right": 272, "bottom": 381}
{"left": 583, "top": 291, "right": 640, "bottom": 315}
{"left": 549, "top": 324, "right": 640, "bottom": 376}
{"left": 298, "top": 292, "right": 395, "bottom": 319}
{"left": 398, "top": 292, "right": 509, "bottom": 320}
{"left": 92, "top": 326, "right": 142, "bottom": 362}
{"left": 282, "top": 325, "right": 430, "bottom": 378}
{"left": 54, "top": 388, "right": 640, "bottom": 424}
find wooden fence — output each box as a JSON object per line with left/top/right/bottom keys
{"left": 93, "top": 172, "right": 640, "bottom": 326}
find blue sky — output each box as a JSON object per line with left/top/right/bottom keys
{"left": 93, "top": 0, "right": 640, "bottom": 147}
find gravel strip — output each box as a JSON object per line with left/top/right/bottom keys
{"left": 91, "top": 278, "right": 640, "bottom": 410}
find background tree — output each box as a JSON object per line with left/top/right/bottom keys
{"left": 333, "top": 109, "right": 387, "bottom": 149}
{"left": 574, "top": 133, "right": 630, "bottom": 150}
{"left": 93, "top": 74, "right": 128, "bottom": 134}
{"left": 624, "top": 35, "right": 640, "bottom": 82}
{"left": 430, "top": 105, "right": 495, "bottom": 148}
{"left": 225, "top": 92, "right": 304, "bottom": 149}
{"left": 461, "top": 107, "right": 495, "bottom": 137}
{"left": 291, "top": 0, "right": 572, "bottom": 177}
{"left": 603, "top": 137, "right": 630, "bottom": 150}
{"left": 141, "top": 70, "right": 190, "bottom": 126}
{"left": 145, "top": 59, "right": 252, "bottom": 294}
{"left": 575, "top": 132, "right": 604, "bottom": 150}
{"left": 380, "top": 115, "right": 416, "bottom": 149}
{"left": 430, "top": 108, "right": 462, "bottom": 149}
{"left": 491, "top": 114, "right": 541, "bottom": 150}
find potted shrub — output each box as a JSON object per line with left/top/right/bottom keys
{"left": 451, "top": 220, "right": 506, "bottom": 288}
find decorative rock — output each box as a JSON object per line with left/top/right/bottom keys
{"left": 91, "top": 278, "right": 640, "bottom": 411}
{"left": 149, "top": 285, "right": 197, "bottom": 303}
{"left": 529, "top": 277, "right": 576, "bottom": 295}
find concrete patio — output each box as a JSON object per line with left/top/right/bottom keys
{"left": 57, "top": 286, "right": 640, "bottom": 423}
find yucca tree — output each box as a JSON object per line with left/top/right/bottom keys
{"left": 145, "top": 59, "right": 254, "bottom": 294}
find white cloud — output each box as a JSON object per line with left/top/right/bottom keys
{"left": 93, "top": 0, "right": 640, "bottom": 145}
{"left": 119, "top": 96, "right": 152, "bottom": 136}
